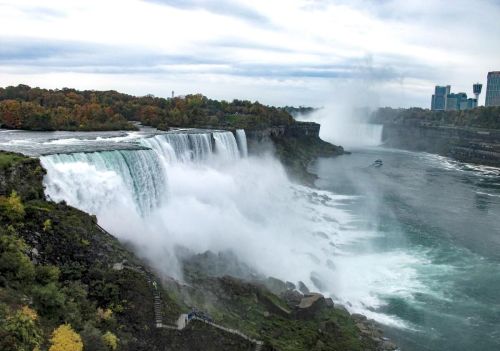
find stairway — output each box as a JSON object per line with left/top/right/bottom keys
{"left": 146, "top": 274, "right": 264, "bottom": 349}
{"left": 146, "top": 275, "right": 164, "bottom": 328}
{"left": 188, "top": 316, "right": 263, "bottom": 350}
{"left": 153, "top": 291, "right": 163, "bottom": 327}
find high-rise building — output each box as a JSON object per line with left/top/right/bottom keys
{"left": 431, "top": 85, "right": 479, "bottom": 111}
{"left": 485, "top": 71, "right": 500, "bottom": 107}
{"left": 446, "top": 92, "right": 477, "bottom": 111}
{"left": 446, "top": 92, "right": 465, "bottom": 111}
{"left": 473, "top": 83, "right": 482, "bottom": 102}
{"left": 431, "top": 85, "right": 451, "bottom": 110}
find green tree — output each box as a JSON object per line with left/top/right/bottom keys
{"left": 0, "top": 231, "right": 35, "bottom": 285}
{"left": 32, "top": 282, "right": 66, "bottom": 318}
{"left": 35, "top": 265, "right": 60, "bottom": 285}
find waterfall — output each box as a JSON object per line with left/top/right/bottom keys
{"left": 38, "top": 127, "right": 397, "bottom": 324}
{"left": 235, "top": 129, "right": 248, "bottom": 157}
{"left": 41, "top": 130, "right": 247, "bottom": 218}
{"left": 140, "top": 132, "right": 213, "bottom": 163}
{"left": 188, "top": 133, "right": 213, "bottom": 161}
{"left": 213, "top": 131, "right": 240, "bottom": 160}
{"left": 41, "top": 149, "right": 166, "bottom": 216}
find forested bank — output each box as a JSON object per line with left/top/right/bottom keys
{"left": 0, "top": 85, "right": 294, "bottom": 132}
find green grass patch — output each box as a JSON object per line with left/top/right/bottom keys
{"left": 0, "top": 152, "right": 26, "bottom": 170}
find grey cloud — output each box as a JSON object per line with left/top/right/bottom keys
{"left": 144, "top": 0, "right": 270, "bottom": 25}
{"left": 0, "top": 34, "right": 438, "bottom": 85}
{"left": 0, "top": 38, "right": 228, "bottom": 68}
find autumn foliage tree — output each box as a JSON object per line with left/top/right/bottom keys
{"left": 49, "top": 324, "right": 83, "bottom": 351}
{"left": 0, "top": 306, "right": 42, "bottom": 351}
{"left": 0, "top": 84, "right": 296, "bottom": 131}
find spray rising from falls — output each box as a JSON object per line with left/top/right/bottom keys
{"left": 296, "top": 107, "right": 383, "bottom": 148}
{"left": 40, "top": 128, "right": 417, "bottom": 327}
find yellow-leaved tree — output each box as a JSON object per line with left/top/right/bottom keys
{"left": 102, "top": 331, "right": 119, "bottom": 350}
{"left": 49, "top": 324, "right": 83, "bottom": 351}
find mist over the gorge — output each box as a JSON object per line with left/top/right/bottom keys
{"left": 30, "top": 128, "right": 413, "bottom": 329}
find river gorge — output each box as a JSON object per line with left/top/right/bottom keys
{"left": 1, "top": 125, "right": 499, "bottom": 350}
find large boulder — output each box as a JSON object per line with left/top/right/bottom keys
{"left": 295, "top": 293, "right": 326, "bottom": 319}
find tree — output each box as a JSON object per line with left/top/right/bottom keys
{"left": 101, "top": 331, "right": 118, "bottom": 351}
{"left": 0, "top": 306, "right": 42, "bottom": 351}
{"left": 0, "top": 230, "right": 35, "bottom": 284}
{"left": 0, "top": 191, "right": 25, "bottom": 221}
{"left": 32, "top": 282, "right": 66, "bottom": 318}
{"left": 49, "top": 324, "right": 83, "bottom": 351}
{"left": 0, "top": 100, "right": 22, "bottom": 128}
{"left": 80, "top": 324, "right": 107, "bottom": 351}
{"left": 35, "top": 265, "right": 60, "bottom": 285}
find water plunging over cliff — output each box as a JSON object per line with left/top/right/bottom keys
{"left": 235, "top": 129, "right": 248, "bottom": 157}
{"left": 41, "top": 130, "right": 241, "bottom": 216}
{"left": 213, "top": 131, "right": 240, "bottom": 160}
{"left": 139, "top": 132, "right": 214, "bottom": 163}
{"left": 37, "top": 127, "right": 429, "bottom": 331}
{"left": 42, "top": 149, "right": 166, "bottom": 216}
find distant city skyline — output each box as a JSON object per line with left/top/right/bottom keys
{"left": 0, "top": 0, "right": 499, "bottom": 108}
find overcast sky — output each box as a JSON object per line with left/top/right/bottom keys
{"left": 1, "top": 0, "right": 499, "bottom": 108}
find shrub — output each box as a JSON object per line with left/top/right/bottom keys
{"left": 97, "top": 308, "right": 113, "bottom": 321}
{"left": 0, "top": 232, "right": 35, "bottom": 284}
{"left": 49, "top": 324, "right": 83, "bottom": 351}
{"left": 43, "top": 219, "right": 53, "bottom": 232}
{"left": 35, "top": 265, "right": 60, "bottom": 285}
{"left": 32, "top": 282, "right": 66, "bottom": 318}
{"left": 0, "top": 191, "right": 25, "bottom": 221}
{"left": 0, "top": 306, "right": 42, "bottom": 351}
{"left": 80, "top": 324, "right": 107, "bottom": 351}
{"left": 101, "top": 331, "right": 118, "bottom": 351}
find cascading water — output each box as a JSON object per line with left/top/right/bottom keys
{"left": 140, "top": 132, "right": 213, "bottom": 163}
{"left": 213, "top": 131, "right": 240, "bottom": 160}
{"left": 235, "top": 129, "right": 248, "bottom": 157}
{"left": 41, "top": 150, "right": 166, "bottom": 216}
{"left": 38, "top": 127, "right": 419, "bottom": 329}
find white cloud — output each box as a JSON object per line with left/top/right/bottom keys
{"left": 0, "top": 0, "right": 499, "bottom": 107}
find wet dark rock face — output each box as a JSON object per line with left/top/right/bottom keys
{"left": 246, "top": 122, "right": 345, "bottom": 184}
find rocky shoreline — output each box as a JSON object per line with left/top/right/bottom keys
{"left": 267, "top": 278, "right": 399, "bottom": 351}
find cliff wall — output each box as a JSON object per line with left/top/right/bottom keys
{"left": 382, "top": 124, "right": 500, "bottom": 166}
{"left": 245, "top": 122, "right": 344, "bottom": 184}
{"left": 245, "top": 121, "right": 321, "bottom": 140}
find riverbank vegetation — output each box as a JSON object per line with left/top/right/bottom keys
{"left": 0, "top": 85, "right": 294, "bottom": 131}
